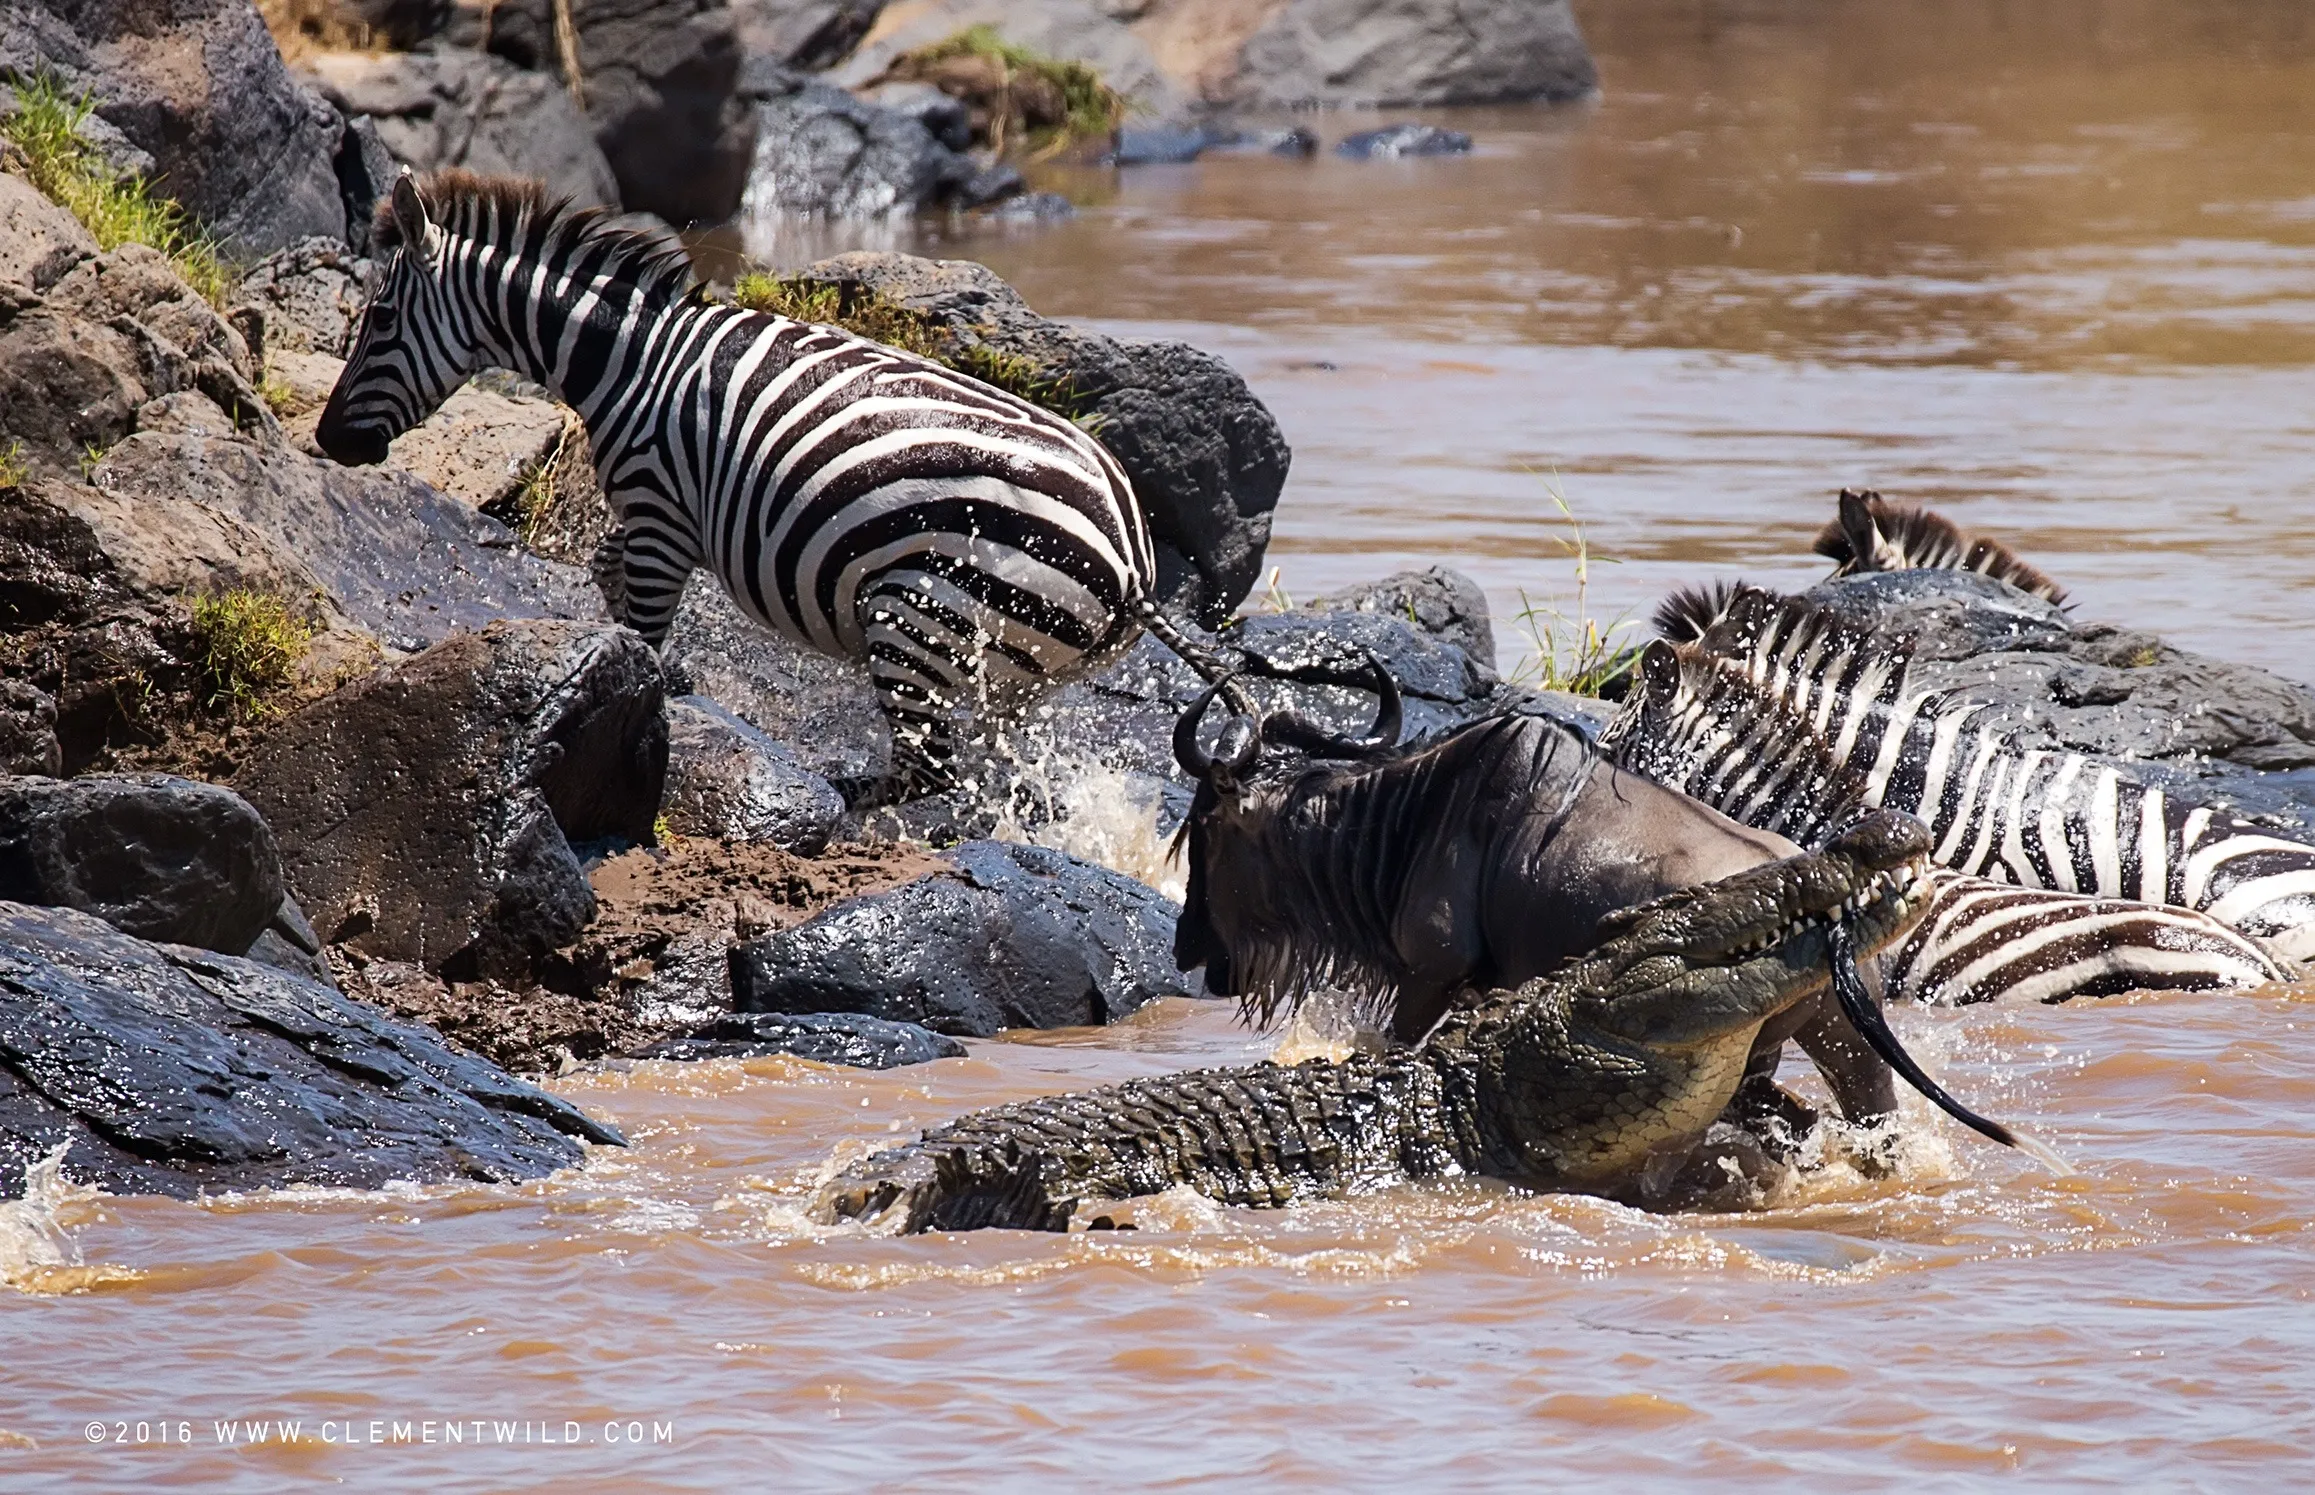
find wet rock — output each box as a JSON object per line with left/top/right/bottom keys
{"left": 235, "top": 620, "right": 668, "bottom": 977}
{"left": 1307, "top": 565, "right": 1497, "bottom": 672}
{"left": 856, "top": 78, "right": 973, "bottom": 152}
{"left": 90, "top": 433, "right": 604, "bottom": 652}
{"left": 1333, "top": 123, "right": 1472, "bottom": 159}
{"left": 1805, "top": 569, "right": 2315, "bottom": 830}
{"left": 661, "top": 583, "right": 885, "bottom": 781}
{"left": 303, "top": 50, "right": 623, "bottom": 210}
{"left": 975, "top": 189, "right": 1073, "bottom": 222}
{"left": 230, "top": 238, "right": 375, "bottom": 358}
{"left": 0, "top": 773, "right": 283, "bottom": 955}
{"left": 1204, "top": 124, "right": 1318, "bottom": 158}
{"left": 1227, "top": 0, "right": 1596, "bottom": 109}
{"left": 0, "top": 0, "right": 351, "bottom": 254}
{"left": 0, "top": 169, "right": 94, "bottom": 294}
{"left": 0, "top": 681, "right": 59, "bottom": 776}
{"left": 738, "top": 64, "right": 982, "bottom": 218}
{"left": 0, "top": 901, "right": 619, "bottom": 1201}
{"left": 734, "top": 0, "right": 888, "bottom": 71}
{"left": 662, "top": 695, "right": 845, "bottom": 853}
{"left": 732, "top": 839, "right": 1198, "bottom": 1035}
{"left": 779, "top": 251, "right": 1288, "bottom": 624}
{"left": 634, "top": 1009, "right": 964, "bottom": 1067}
{"left": 1110, "top": 124, "right": 1211, "bottom": 164}
{"left": 244, "top": 894, "right": 335, "bottom": 988}
{"left": 445, "top": 0, "right": 754, "bottom": 227}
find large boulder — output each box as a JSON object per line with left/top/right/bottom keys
{"left": 235, "top": 619, "right": 668, "bottom": 977}
{"left": 661, "top": 694, "right": 845, "bottom": 852}
{"left": 737, "top": 63, "right": 984, "bottom": 219}
{"left": 832, "top": 0, "right": 1181, "bottom": 122}
{"left": 733, "top": 0, "right": 887, "bottom": 70}
{"left": 0, "top": 773, "right": 282, "bottom": 953}
{"left": 445, "top": 0, "right": 753, "bottom": 227}
{"left": 0, "top": 0, "right": 350, "bottom": 254}
{"left": 0, "top": 900, "right": 620, "bottom": 1200}
{"left": 1131, "top": 0, "right": 1596, "bottom": 110}
{"left": 731, "top": 838, "right": 1199, "bottom": 1035}
{"left": 91, "top": 432, "right": 605, "bottom": 653}
{"left": 0, "top": 169, "right": 95, "bottom": 295}
{"left": 778, "top": 251, "right": 1288, "bottom": 626}
{"left": 302, "top": 49, "right": 623, "bottom": 209}
{"left": 230, "top": 237, "right": 373, "bottom": 357}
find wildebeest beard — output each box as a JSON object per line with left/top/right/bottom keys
{"left": 1174, "top": 715, "right": 1600, "bottom": 1031}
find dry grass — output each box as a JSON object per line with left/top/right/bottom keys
{"left": 0, "top": 440, "right": 26, "bottom": 490}
{"left": 1504, "top": 484, "right": 1641, "bottom": 698}
{"left": 876, "top": 25, "right": 1125, "bottom": 160}
{"left": 0, "top": 76, "right": 234, "bottom": 306}
{"left": 254, "top": 0, "right": 392, "bottom": 63}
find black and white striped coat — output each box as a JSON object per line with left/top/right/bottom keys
{"left": 1609, "top": 586, "right": 2315, "bottom": 966}
{"left": 315, "top": 172, "right": 1159, "bottom": 804}
{"left": 1601, "top": 628, "right": 2289, "bottom": 1000}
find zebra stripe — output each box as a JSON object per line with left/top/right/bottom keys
{"left": 318, "top": 173, "right": 1162, "bottom": 802}
{"left": 1601, "top": 632, "right": 2297, "bottom": 1001}
{"left": 1632, "top": 586, "right": 2315, "bottom": 963}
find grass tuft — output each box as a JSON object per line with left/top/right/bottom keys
{"left": 879, "top": 25, "right": 1125, "bottom": 160}
{"left": 1505, "top": 482, "right": 1641, "bottom": 698}
{"left": 189, "top": 589, "right": 312, "bottom": 715}
{"left": 0, "top": 439, "right": 26, "bottom": 489}
{"left": 730, "top": 271, "right": 1093, "bottom": 419}
{"left": 0, "top": 75, "right": 234, "bottom": 307}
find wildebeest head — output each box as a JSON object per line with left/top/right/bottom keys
{"left": 1170, "top": 659, "right": 1402, "bottom": 1007}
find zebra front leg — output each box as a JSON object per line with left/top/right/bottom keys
{"left": 597, "top": 502, "right": 699, "bottom": 647}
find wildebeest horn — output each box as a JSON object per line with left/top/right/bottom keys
{"left": 1174, "top": 674, "right": 1262, "bottom": 783}
{"left": 1264, "top": 652, "right": 1402, "bottom": 758}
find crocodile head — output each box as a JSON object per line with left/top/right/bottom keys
{"left": 1565, "top": 808, "right": 1935, "bottom": 1034}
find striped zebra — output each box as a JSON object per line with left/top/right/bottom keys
{"left": 1813, "top": 490, "right": 2069, "bottom": 605}
{"left": 314, "top": 171, "right": 1219, "bottom": 807}
{"left": 1617, "top": 584, "right": 2315, "bottom": 965}
{"left": 1600, "top": 635, "right": 2286, "bottom": 1001}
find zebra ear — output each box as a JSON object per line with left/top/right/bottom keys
{"left": 389, "top": 173, "right": 430, "bottom": 252}
{"left": 1640, "top": 639, "right": 1681, "bottom": 700}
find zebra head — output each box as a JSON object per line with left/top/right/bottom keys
{"left": 315, "top": 174, "right": 485, "bottom": 466}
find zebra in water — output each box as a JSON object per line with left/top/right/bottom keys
{"left": 1812, "top": 490, "right": 2069, "bottom": 605}
{"left": 1600, "top": 631, "right": 2287, "bottom": 1001}
{"left": 1615, "top": 583, "right": 2315, "bottom": 965}
{"left": 314, "top": 171, "right": 1228, "bottom": 807}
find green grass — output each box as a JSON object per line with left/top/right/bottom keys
{"left": 189, "top": 589, "right": 312, "bottom": 714}
{"left": 0, "top": 439, "right": 26, "bottom": 489}
{"left": 0, "top": 75, "right": 234, "bottom": 306}
{"left": 1504, "top": 484, "right": 1641, "bottom": 698}
{"left": 885, "top": 24, "right": 1125, "bottom": 159}
{"left": 730, "top": 271, "right": 1093, "bottom": 419}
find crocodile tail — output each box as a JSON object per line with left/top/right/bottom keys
{"left": 819, "top": 1053, "right": 1450, "bottom": 1233}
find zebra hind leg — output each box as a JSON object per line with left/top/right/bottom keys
{"left": 836, "top": 580, "right": 981, "bottom": 811}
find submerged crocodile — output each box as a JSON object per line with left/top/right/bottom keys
{"left": 821, "top": 811, "right": 2022, "bottom": 1234}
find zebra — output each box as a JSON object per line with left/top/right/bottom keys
{"left": 1599, "top": 634, "right": 2286, "bottom": 1001}
{"left": 1614, "top": 584, "right": 2315, "bottom": 965}
{"left": 1813, "top": 490, "right": 2069, "bottom": 605}
{"left": 313, "top": 170, "right": 1234, "bottom": 807}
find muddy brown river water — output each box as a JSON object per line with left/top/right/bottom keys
{"left": 9, "top": 1, "right": 2315, "bottom": 1488}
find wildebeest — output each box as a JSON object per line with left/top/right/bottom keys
{"left": 1168, "top": 664, "right": 1905, "bottom": 1127}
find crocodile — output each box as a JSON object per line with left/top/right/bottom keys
{"left": 820, "top": 809, "right": 2019, "bottom": 1234}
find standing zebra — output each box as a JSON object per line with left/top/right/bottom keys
{"left": 1617, "top": 584, "right": 2315, "bottom": 965}
{"left": 316, "top": 171, "right": 1213, "bottom": 806}
{"left": 1600, "top": 632, "right": 2288, "bottom": 1001}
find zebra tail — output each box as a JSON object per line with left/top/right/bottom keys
{"left": 1134, "top": 598, "right": 1256, "bottom": 717}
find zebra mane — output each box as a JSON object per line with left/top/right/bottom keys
{"left": 377, "top": 169, "right": 700, "bottom": 304}
{"left": 1651, "top": 579, "right": 1751, "bottom": 642}
{"left": 1813, "top": 489, "right": 2069, "bottom": 605}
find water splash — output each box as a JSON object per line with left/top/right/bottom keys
{"left": 0, "top": 1145, "right": 136, "bottom": 1295}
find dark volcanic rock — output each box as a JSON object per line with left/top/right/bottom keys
{"left": 733, "top": 0, "right": 886, "bottom": 71}
{"left": 634, "top": 1009, "right": 964, "bottom": 1067}
{"left": 236, "top": 620, "right": 668, "bottom": 977}
{"left": 781, "top": 251, "right": 1289, "bottom": 625}
{"left": 92, "top": 432, "right": 605, "bottom": 652}
{"left": 731, "top": 840, "right": 1199, "bottom": 1036}
{"left": 446, "top": 0, "right": 753, "bottom": 227}
{"left": 1307, "top": 565, "right": 1497, "bottom": 672}
{"left": 661, "top": 695, "right": 845, "bottom": 853}
{"left": 737, "top": 64, "right": 981, "bottom": 219}
{"left": 0, "top": 0, "right": 350, "bottom": 254}
{"left": 0, "top": 901, "right": 620, "bottom": 1201}
{"left": 1232, "top": 0, "right": 1596, "bottom": 109}
{"left": 1805, "top": 569, "right": 2315, "bottom": 830}
{"left": 230, "top": 237, "right": 374, "bottom": 357}
{"left": 0, "top": 773, "right": 283, "bottom": 954}
{"left": 304, "top": 50, "right": 623, "bottom": 209}
{"left": 0, "top": 680, "right": 59, "bottom": 775}
{"left": 1333, "top": 123, "right": 1472, "bottom": 159}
